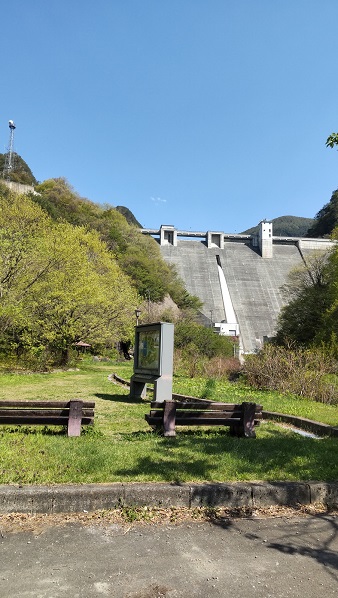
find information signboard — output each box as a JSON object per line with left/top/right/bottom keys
{"left": 130, "top": 322, "right": 174, "bottom": 402}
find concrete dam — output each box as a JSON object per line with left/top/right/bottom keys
{"left": 142, "top": 223, "right": 335, "bottom": 355}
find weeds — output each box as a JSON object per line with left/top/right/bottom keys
{"left": 243, "top": 344, "right": 338, "bottom": 404}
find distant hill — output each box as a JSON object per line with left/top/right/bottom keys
{"left": 115, "top": 206, "right": 142, "bottom": 227}
{"left": 0, "top": 153, "right": 37, "bottom": 186}
{"left": 241, "top": 215, "right": 315, "bottom": 237}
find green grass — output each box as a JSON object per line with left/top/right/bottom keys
{"left": 114, "top": 362, "right": 338, "bottom": 426}
{"left": 0, "top": 358, "right": 338, "bottom": 485}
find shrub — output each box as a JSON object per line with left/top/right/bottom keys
{"left": 174, "top": 322, "right": 234, "bottom": 358}
{"left": 174, "top": 348, "right": 242, "bottom": 381}
{"left": 243, "top": 343, "right": 338, "bottom": 403}
{"left": 173, "top": 322, "right": 238, "bottom": 379}
{"left": 203, "top": 356, "right": 243, "bottom": 380}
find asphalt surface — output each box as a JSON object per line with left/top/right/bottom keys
{"left": 1, "top": 514, "right": 338, "bottom": 597}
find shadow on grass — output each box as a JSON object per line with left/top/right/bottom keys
{"left": 95, "top": 392, "right": 149, "bottom": 404}
{"left": 114, "top": 430, "right": 338, "bottom": 484}
{"left": 0, "top": 425, "right": 67, "bottom": 436}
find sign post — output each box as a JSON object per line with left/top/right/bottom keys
{"left": 130, "top": 322, "right": 174, "bottom": 402}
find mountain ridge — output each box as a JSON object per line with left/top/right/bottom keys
{"left": 241, "top": 215, "right": 314, "bottom": 237}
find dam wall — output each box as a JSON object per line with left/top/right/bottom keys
{"left": 143, "top": 223, "right": 336, "bottom": 354}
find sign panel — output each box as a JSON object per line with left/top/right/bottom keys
{"left": 137, "top": 329, "right": 160, "bottom": 372}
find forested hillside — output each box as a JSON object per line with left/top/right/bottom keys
{"left": 241, "top": 215, "right": 314, "bottom": 237}
{"left": 306, "top": 189, "right": 338, "bottom": 238}
{"left": 1, "top": 149, "right": 338, "bottom": 372}
{"left": 0, "top": 181, "right": 139, "bottom": 366}
{"left": 275, "top": 247, "right": 337, "bottom": 342}
{"left": 0, "top": 153, "right": 37, "bottom": 186}
{"left": 115, "top": 205, "right": 142, "bottom": 227}
{"left": 33, "top": 178, "right": 201, "bottom": 311}
{"left": 241, "top": 188, "right": 338, "bottom": 239}
{"left": 0, "top": 161, "right": 202, "bottom": 368}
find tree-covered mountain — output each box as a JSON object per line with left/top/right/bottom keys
{"left": 115, "top": 206, "right": 142, "bottom": 227}
{"left": 0, "top": 180, "right": 139, "bottom": 366}
{"left": 0, "top": 177, "right": 203, "bottom": 368}
{"left": 306, "top": 189, "right": 338, "bottom": 238}
{"left": 241, "top": 215, "right": 314, "bottom": 237}
{"left": 32, "top": 178, "right": 201, "bottom": 311}
{"left": 0, "top": 153, "right": 37, "bottom": 186}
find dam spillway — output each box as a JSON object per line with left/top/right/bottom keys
{"left": 142, "top": 224, "right": 335, "bottom": 354}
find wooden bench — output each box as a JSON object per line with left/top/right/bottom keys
{"left": 0, "top": 400, "right": 95, "bottom": 437}
{"left": 145, "top": 399, "right": 262, "bottom": 438}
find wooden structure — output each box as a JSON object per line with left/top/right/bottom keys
{"left": 145, "top": 400, "right": 262, "bottom": 438}
{"left": 0, "top": 400, "right": 95, "bottom": 437}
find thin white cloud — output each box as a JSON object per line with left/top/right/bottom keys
{"left": 151, "top": 196, "right": 167, "bottom": 204}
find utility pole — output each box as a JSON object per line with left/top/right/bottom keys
{"left": 2, "top": 120, "right": 16, "bottom": 180}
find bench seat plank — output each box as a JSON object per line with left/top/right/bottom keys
{"left": 150, "top": 401, "right": 242, "bottom": 411}
{"left": 147, "top": 415, "right": 241, "bottom": 426}
{"left": 148, "top": 410, "right": 242, "bottom": 420}
{"left": 145, "top": 400, "right": 262, "bottom": 438}
{"left": 146, "top": 415, "right": 261, "bottom": 426}
{"left": 0, "top": 408, "right": 93, "bottom": 417}
{"left": 0, "top": 400, "right": 95, "bottom": 408}
{"left": 0, "top": 415, "right": 94, "bottom": 425}
{"left": 150, "top": 401, "right": 263, "bottom": 411}
{"left": 0, "top": 400, "right": 95, "bottom": 436}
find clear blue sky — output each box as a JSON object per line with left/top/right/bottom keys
{"left": 1, "top": 1, "right": 338, "bottom": 233}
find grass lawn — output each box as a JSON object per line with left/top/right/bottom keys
{"left": 0, "top": 359, "right": 337, "bottom": 485}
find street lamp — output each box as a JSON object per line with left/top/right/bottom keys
{"left": 135, "top": 309, "right": 141, "bottom": 326}
{"left": 146, "top": 289, "right": 151, "bottom": 319}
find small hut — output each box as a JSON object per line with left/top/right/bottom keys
{"left": 74, "top": 341, "right": 91, "bottom": 354}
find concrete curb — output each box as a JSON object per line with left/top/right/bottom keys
{"left": 262, "top": 411, "right": 338, "bottom": 437}
{"left": 1, "top": 481, "right": 338, "bottom": 514}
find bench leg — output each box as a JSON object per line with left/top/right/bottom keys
{"left": 230, "top": 402, "right": 256, "bottom": 438}
{"left": 163, "top": 401, "right": 176, "bottom": 437}
{"left": 240, "top": 402, "right": 256, "bottom": 438}
{"left": 68, "top": 400, "right": 84, "bottom": 437}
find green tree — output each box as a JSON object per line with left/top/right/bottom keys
{"left": 326, "top": 133, "right": 338, "bottom": 148}
{"left": 0, "top": 153, "right": 37, "bottom": 185}
{"left": 175, "top": 321, "right": 233, "bottom": 358}
{"left": 33, "top": 178, "right": 199, "bottom": 312}
{"left": 306, "top": 190, "right": 338, "bottom": 238}
{"left": 0, "top": 188, "right": 139, "bottom": 365}
{"left": 315, "top": 237, "right": 338, "bottom": 345}
{"left": 0, "top": 186, "right": 53, "bottom": 332}
{"left": 275, "top": 248, "right": 337, "bottom": 347}
{"left": 23, "top": 224, "right": 138, "bottom": 364}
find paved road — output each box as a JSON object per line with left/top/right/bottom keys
{"left": 1, "top": 514, "right": 338, "bottom": 597}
